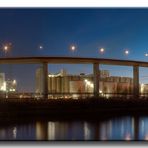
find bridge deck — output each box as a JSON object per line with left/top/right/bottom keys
{"left": 0, "top": 56, "right": 147, "bottom": 67}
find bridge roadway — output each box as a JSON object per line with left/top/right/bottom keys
{"left": 0, "top": 56, "right": 147, "bottom": 99}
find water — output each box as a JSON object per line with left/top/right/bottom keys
{"left": 0, "top": 116, "right": 148, "bottom": 141}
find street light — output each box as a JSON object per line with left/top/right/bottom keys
{"left": 99, "top": 48, "right": 105, "bottom": 54}
{"left": 2, "top": 43, "right": 12, "bottom": 57}
{"left": 124, "top": 49, "right": 129, "bottom": 55}
{"left": 4, "top": 45, "right": 8, "bottom": 54}
{"left": 70, "top": 45, "right": 76, "bottom": 52}
{"left": 39, "top": 45, "right": 43, "bottom": 50}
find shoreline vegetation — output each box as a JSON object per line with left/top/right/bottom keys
{"left": 0, "top": 97, "right": 148, "bottom": 121}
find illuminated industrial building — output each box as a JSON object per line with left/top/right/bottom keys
{"left": 0, "top": 73, "right": 17, "bottom": 93}
{"left": 0, "top": 73, "right": 6, "bottom": 91}
{"left": 0, "top": 73, "right": 17, "bottom": 98}
{"left": 6, "top": 79, "right": 17, "bottom": 92}
{"left": 35, "top": 68, "right": 134, "bottom": 98}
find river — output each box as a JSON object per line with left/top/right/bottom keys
{"left": 0, "top": 116, "right": 147, "bottom": 141}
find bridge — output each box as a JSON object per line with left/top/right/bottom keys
{"left": 0, "top": 56, "right": 147, "bottom": 99}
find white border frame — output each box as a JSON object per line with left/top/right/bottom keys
{"left": 0, "top": 0, "right": 148, "bottom": 7}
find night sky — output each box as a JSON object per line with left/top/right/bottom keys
{"left": 0, "top": 8, "right": 148, "bottom": 92}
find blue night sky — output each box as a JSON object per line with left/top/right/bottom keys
{"left": 0, "top": 8, "right": 148, "bottom": 59}
{"left": 0, "top": 8, "right": 148, "bottom": 91}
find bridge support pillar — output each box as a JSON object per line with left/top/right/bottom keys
{"left": 93, "top": 63, "right": 100, "bottom": 98}
{"left": 133, "top": 65, "right": 139, "bottom": 98}
{"left": 42, "top": 62, "right": 48, "bottom": 99}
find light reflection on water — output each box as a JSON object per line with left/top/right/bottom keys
{"left": 1, "top": 116, "right": 148, "bottom": 140}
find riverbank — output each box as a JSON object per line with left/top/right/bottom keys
{"left": 0, "top": 97, "right": 148, "bottom": 120}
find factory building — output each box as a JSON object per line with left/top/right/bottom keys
{"left": 35, "top": 68, "right": 133, "bottom": 98}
